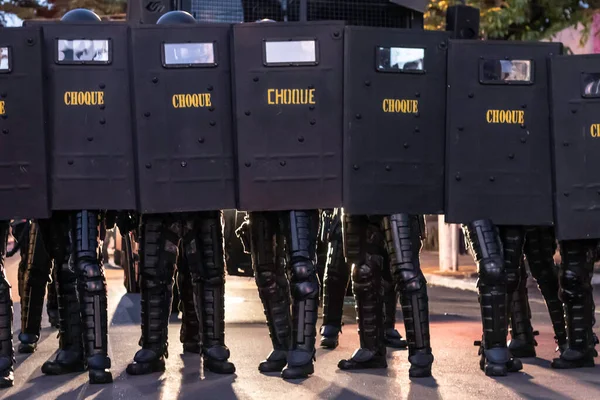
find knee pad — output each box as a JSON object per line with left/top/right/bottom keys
{"left": 559, "top": 268, "right": 588, "bottom": 303}
{"left": 478, "top": 256, "right": 506, "bottom": 287}
{"left": 399, "top": 270, "right": 426, "bottom": 293}
{"left": 351, "top": 260, "right": 377, "bottom": 295}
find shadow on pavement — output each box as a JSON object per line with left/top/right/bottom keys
{"left": 407, "top": 376, "right": 441, "bottom": 400}
{"left": 495, "top": 371, "right": 570, "bottom": 400}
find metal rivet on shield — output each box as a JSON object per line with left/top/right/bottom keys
{"left": 355, "top": 114, "right": 362, "bottom": 120}
{"left": 468, "top": 93, "right": 474, "bottom": 98}
{"left": 144, "top": 112, "right": 151, "bottom": 117}
{"left": 414, "top": 112, "right": 420, "bottom": 118}
{"left": 563, "top": 141, "right": 569, "bottom": 147}
{"left": 280, "top": 161, "right": 286, "bottom": 166}
{"left": 68, "top": 160, "right": 74, "bottom": 165}
{"left": 489, "top": 176, "right": 495, "bottom": 182}
{"left": 414, "top": 127, "right": 420, "bottom": 133}
{"left": 145, "top": 163, "right": 151, "bottom": 169}
{"left": 152, "top": 77, "right": 158, "bottom": 83}
{"left": 99, "top": 83, "right": 105, "bottom": 89}
{"left": 181, "top": 161, "right": 187, "bottom": 167}
{"left": 508, "top": 153, "right": 515, "bottom": 160}
{"left": 385, "top": 165, "right": 391, "bottom": 171}
{"left": 198, "top": 137, "right": 205, "bottom": 144}
{"left": 564, "top": 192, "right": 569, "bottom": 197}
{"left": 207, "top": 86, "right": 214, "bottom": 91}
{"left": 253, "top": 77, "right": 259, "bottom": 82}
{"left": 403, "top": 142, "right": 409, "bottom": 149}
{"left": 87, "top": 137, "right": 93, "bottom": 142}
{"left": 245, "top": 162, "right": 251, "bottom": 167}
{"left": 520, "top": 124, "right": 526, "bottom": 129}
{"left": 458, "top": 126, "right": 464, "bottom": 132}
{"left": 333, "top": 31, "right": 340, "bottom": 38}
{"left": 571, "top": 109, "right": 578, "bottom": 114}
{"left": 520, "top": 137, "right": 527, "bottom": 143}
{"left": 364, "top": 80, "right": 371, "bottom": 87}
{"left": 1, "top": 115, "right": 7, "bottom": 120}
{"left": 209, "top": 107, "right": 215, "bottom": 112}
{"left": 2, "top": 129, "right": 8, "bottom": 135}
{"left": 310, "top": 119, "right": 316, "bottom": 125}
{"left": 353, "top": 164, "right": 359, "bottom": 171}
{"left": 455, "top": 173, "right": 461, "bottom": 181}
{"left": 245, "top": 111, "right": 251, "bottom": 116}
{"left": 308, "top": 84, "right": 315, "bottom": 90}
{"left": 26, "top": 38, "right": 34, "bottom": 45}
{"left": 298, "top": 136, "right": 304, "bottom": 143}
{"left": 0, "top": 93, "right": 6, "bottom": 98}
{"left": 415, "top": 92, "right": 420, "bottom": 98}
{"left": 209, "top": 121, "right": 216, "bottom": 126}
{"left": 521, "top": 104, "right": 527, "bottom": 109}
{"left": 309, "top": 105, "right": 315, "bottom": 111}
{"left": 99, "top": 105, "right": 105, "bottom": 110}
{"left": 99, "top": 118, "right": 106, "bottom": 125}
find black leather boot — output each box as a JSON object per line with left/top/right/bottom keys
{"left": 72, "top": 211, "right": 112, "bottom": 384}
{"left": 250, "top": 212, "right": 292, "bottom": 373}
{"left": 464, "top": 221, "right": 522, "bottom": 377}
{"left": 281, "top": 211, "right": 320, "bottom": 379}
{"left": 127, "top": 217, "right": 177, "bottom": 376}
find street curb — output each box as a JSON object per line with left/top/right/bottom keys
{"left": 424, "top": 273, "right": 477, "bottom": 293}
{"left": 425, "top": 273, "right": 600, "bottom": 292}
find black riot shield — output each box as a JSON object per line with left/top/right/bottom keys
{"left": 343, "top": 26, "right": 448, "bottom": 215}
{"left": 130, "top": 24, "right": 236, "bottom": 213}
{"left": 549, "top": 55, "right": 600, "bottom": 240}
{"left": 0, "top": 27, "right": 50, "bottom": 220}
{"left": 38, "top": 22, "right": 136, "bottom": 211}
{"left": 233, "top": 22, "right": 344, "bottom": 211}
{"left": 445, "top": 40, "right": 561, "bottom": 225}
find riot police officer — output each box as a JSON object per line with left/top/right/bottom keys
{"left": 33, "top": 9, "right": 115, "bottom": 385}
{"left": 319, "top": 209, "right": 407, "bottom": 350}
{"left": 126, "top": 10, "right": 235, "bottom": 377}
{"left": 338, "top": 213, "right": 433, "bottom": 378}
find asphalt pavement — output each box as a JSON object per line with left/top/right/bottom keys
{"left": 1, "top": 255, "right": 599, "bottom": 400}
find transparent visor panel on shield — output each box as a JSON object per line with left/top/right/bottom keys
{"left": 163, "top": 43, "right": 215, "bottom": 66}
{"left": 376, "top": 47, "right": 424, "bottom": 72}
{"left": 264, "top": 40, "right": 317, "bottom": 65}
{"left": 582, "top": 73, "right": 600, "bottom": 97}
{"left": 0, "top": 47, "right": 9, "bottom": 72}
{"left": 57, "top": 39, "right": 110, "bottom": 63}
{"left": 480, "top": 59, "right": 532, "bottom": 83}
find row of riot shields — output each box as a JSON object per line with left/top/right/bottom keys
{"left": 0, "top": 21, "right": 597, "bottom": 241}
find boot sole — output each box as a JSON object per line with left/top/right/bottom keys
{"left": 281, "top": 363, "right": 315, "bottom": 379}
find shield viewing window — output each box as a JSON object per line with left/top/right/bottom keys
{"left": 0, "top": 47, "right": 11, "bottom": 73}
{"left": 263, "top": 39, "right": 318, "bottom": 66}
{"left": 162, "top": 42, "right": 217, "bottom": 68}
{"left": 56, "top": 39, "right": 111, "bottom": 64}
{"left": 480, "top": 59, "right": 533, "bottom": 84}
{"left": 376, "top": 46, "right": 424, "bottom": 73}
{"left": 581, "top": 72, "right": 600, "bottom": 98}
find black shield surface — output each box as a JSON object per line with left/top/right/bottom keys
{"left": 131, "top": 24, "right": 235, "bottom": 214}
{"left": 233, "top": 22, "right": 344, "bottom": 211}
{"left": 343, "top": 27, "right": 448, "bottom": 215}
{"left": 549, "top": 55, "right": 600, "bottom": 240}
{"left": 41, "top": 23, "right": 136, "bottom": 211}
{"left": 0, "top": 27, "right": 50, "bottom": 220}
{"left": 445, "top": 40, "right": 561, "bottom": 225}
